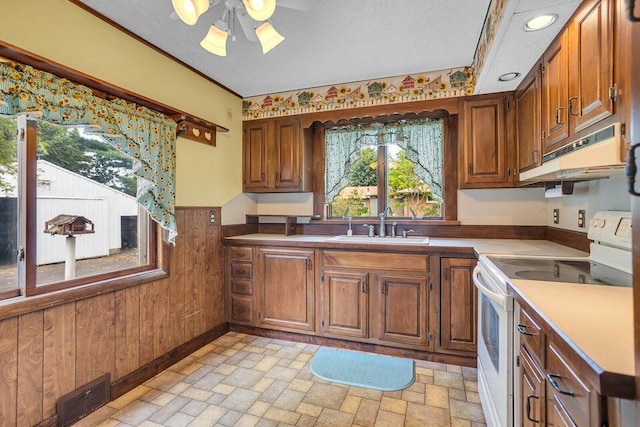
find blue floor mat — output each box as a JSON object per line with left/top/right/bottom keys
{"left": 309, "top": 347, "right": 415, "bottom": 391}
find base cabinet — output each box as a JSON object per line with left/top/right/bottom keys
{"left": 322, "top": 270, "right": 369, "bottom": 339}
{"left": 439, "top": 258, "right": 477, "bottom": 354}
{"left": 378, "top": 274, "right": 429, "bottom": 346}
{"left": 257, "top": 248, "right": 315, "bottom": 333}
{"left": 515, "top": 303, "right": 602, "bottom": 427}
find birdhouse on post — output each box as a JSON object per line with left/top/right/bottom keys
{"left": 44, "top": 215, "right": 95, "bottom": 280}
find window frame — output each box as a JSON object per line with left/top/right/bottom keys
{"left": 1, "top": 115, "right": 168, "bottom": 301}
{"left": 312, "top": 110, "right": 458, "bottom": 222}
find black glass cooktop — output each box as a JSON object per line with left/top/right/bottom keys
{"left": 486, "top": 257, "right": 632, "bottom": 287}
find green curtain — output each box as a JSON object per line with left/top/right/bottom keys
{"left": 324, "top": 118, "right": 444, "bottom": 203}
{"left": 0, "top": 61, "right": 178, "bottom": 243}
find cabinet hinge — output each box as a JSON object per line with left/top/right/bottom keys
{"left": 609, "top": 84, "right": 618, "bottom": 102}
{"left": 505, "top": 100, "right": 510, "bottom": 111}
{"left": 428, "top": 281, "right": 433, "bottom": 291}
{"left": 19, "top": 128, "right": 25, "bottom": 140}
{"left": 443, "top": 269, "right": 448, "bottom": 281}
{"left": 306, "top": 258, "right": 312, "bottom": 270}
{"left": 621, "top": 123, "right": 626, "bottom": 136}
{"left": 320, "top": 274, "right": 324, "bottom": 282}
{"left": 541, "top": 130, "right": 546, "bottom": 141}
{"left": 321, "top": 319, "right": 325, "bottom": 327}
{"left": 381, "top": 281, "right": 386, "bottom": 295}
{"left": 541, "top": 65, "right": 545, "bottom": 75}
{"left": 516, "top": 355, "right": 520, "bottom": 367}
{"left": 257, "top": 311, "right": 261, "bottom": 320}
{"left": 428, "top": 332, "right": 432, "bottom": 342}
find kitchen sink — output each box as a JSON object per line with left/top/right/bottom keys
{"left": 326, "top": 235, "right": 430, "bottom": 244}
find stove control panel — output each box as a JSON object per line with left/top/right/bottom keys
{"left": 588, "top": 210, "right": 631, "bottom": 250}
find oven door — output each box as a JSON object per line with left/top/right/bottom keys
{"left": 473, "top": 265, "right": 514, "bottom": 427}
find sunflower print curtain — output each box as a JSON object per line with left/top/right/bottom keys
{"left": 0, "top": 61, "right": 178, "bottom": 243}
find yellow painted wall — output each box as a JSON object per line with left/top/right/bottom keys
{"left": 0, "top": 0, "right": 243, "bottom": 207}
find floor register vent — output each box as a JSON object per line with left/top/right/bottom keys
{"left": 56, "top": 373, "right": 110, "bottom": 426}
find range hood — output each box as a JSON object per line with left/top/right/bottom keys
{"left": 519, "top": 123, "right": 624, "bottom": 182}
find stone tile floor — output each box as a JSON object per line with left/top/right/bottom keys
{"left": 75, "top": 332, "right": 487, "bottom": 427}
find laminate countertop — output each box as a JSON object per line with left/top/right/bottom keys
{"left": 509, "top": 279, "right": 635, "bottom": 398}
{"left": 223, "top": 233, "right": 589, "bottom": 258}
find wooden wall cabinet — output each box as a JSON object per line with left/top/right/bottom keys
{"left": 256, "top": 248, "right": 315, "bottom": 333}
{"left": 516, "top": 64, "right": 542, "bottom": 176}
{"left": 541, "top": 0, "right": 615, "bottom": 154}
{"left": 439, "top": 258, "right": 477, "bottom": 354}
{"left": 243, "top": 117, "right": 313, "bottom": 193}
{"left": 459, "top": 94, "right": 515, "bottom": 188}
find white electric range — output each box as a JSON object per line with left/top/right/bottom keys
{"left": 473, "top": 210, "right": 632, "bottom": 427}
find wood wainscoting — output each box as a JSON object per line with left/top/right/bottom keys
{"left": 0, "top": 207, "right": 227, "bottom": 426}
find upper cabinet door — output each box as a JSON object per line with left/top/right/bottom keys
{"left": 273, "top": 118, "right": 302, "bottom": 190}
{"left": 569, "top": 0, "right": 614, "bottom": 133}
{"left": 516, "top": 65, "right": 542, "bottom": 175}
{"left": 542, "top": 31, "right": 571, "bottom": 153}
{"left": 243, "top": 121, "right": 269, "bottom": 191}
{"left": 459, "top": 95, "right": 513, "bottom": 188}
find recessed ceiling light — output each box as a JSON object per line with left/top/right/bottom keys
{"left": 524, "top": 14, "right": 558, "bottom": 31}
{"left": 498, "top": 72, "right": 521, "bottom": 82}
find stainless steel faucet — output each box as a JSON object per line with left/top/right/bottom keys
{"left": 363, "top": 224, "right": 375, "bottom": 237}
{"left": 379, "top": 206, "right": 392, "bottom": 237}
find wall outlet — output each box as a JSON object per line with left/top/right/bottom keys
{"left": 553, "top": 209, "right": 559, "bottom": 224}
{"left": 578, "top": 210, "right": 586, "bottom": 228}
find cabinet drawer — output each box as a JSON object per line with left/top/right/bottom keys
{"left": 546, "top": 343, "right": 591, "bottom": 427}
{"left": 517, "top": 307, "right": 545, "bottom": 365}
{"left": 230, "top": 295, "right": 254, "bottom": 324}
{"left": 323, "top": 251, "right": 429, "bottom": 272}
{"left": 230, "top": 246, "right": 253, "bottom": 261}
{"left": 231, "top": 279, "right": 253, "bottom": 296}
{"left": 231, "top": 262, "right": 253, "bottom": 279}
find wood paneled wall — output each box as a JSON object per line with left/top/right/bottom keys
{"left": 0, "top": 207, "right": 225, "bottom": 426}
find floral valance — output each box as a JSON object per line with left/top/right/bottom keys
{"left": 0, "top": 61, "right": 178, "bottom": 243}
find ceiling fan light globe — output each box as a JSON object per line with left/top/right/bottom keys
{"left": 200, "top": 24, "right": 228, "bottom": 56}
{"left": 242, "top": 0, "right": 276, "bottom": 21}
{"left": 172, "top": 0, "right": 210, "bottom": 25}
{"left": 256, "top": 22, "right": 285, "bottom": 54}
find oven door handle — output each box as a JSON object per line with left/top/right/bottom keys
{"left": 473, "top": 265, "right": 510, "bottom": 309}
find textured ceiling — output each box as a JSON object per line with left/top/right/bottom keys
{"left": 77, "top": 0, "right": 580, "bottom": 98}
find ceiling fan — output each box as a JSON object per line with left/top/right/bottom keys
{"left": 171, "top": 0, "right": 319, "bottom": 56}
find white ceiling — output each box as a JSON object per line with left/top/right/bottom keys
{"left": 77, "top": 0, "right": 581, "bottom": 98}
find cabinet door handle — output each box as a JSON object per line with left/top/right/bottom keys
{"left": 275, "top": 171, "right": 280, "bottom": 182}
{"left": 526, "top": 395, "right": 540, "bottom": 423}
{"left": 568, "top": 96, "right": 578, "bottom": 116}
{"left": 546, "top": 373, "right": 574, "bottom": 396}
{"left": 516, "top": 324, "right": 535, "bottom": 336}
{"left": 467, "top": 163, "right": 473, "bottom": 175}
{"left": 555, "top": 106, "right": 564, "bottom": 124}
{"left": 626, "top": 143, "right": 640, "bottom": 196}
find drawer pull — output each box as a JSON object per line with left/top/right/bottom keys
{"left": 526, "top": 395, "right": 540, "bottom": 423}
{"left": 547, "top": 373, "right": 574, "bottom": 396}
{"left": 516, "top": 324, "right": 535, "bottom": 336}
{"left": 234, "top": 252, "right": 245, "bottom": 258}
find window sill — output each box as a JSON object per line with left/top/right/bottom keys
{"left": 0, "top": 267, "right": 168, "bottom": 321}
{"left": 312, "top": 218, "right": 462, "bottom": 226}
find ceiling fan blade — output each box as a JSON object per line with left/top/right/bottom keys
{"left": 276, "top": 0, "right": 320, "bottom": 12}
{"left": 236, "top": 8, "right": 259, "bottom": 42}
